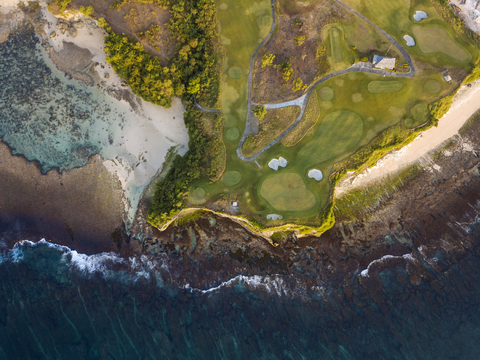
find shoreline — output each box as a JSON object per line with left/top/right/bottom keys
{"left": 335, "top": 77, "right": 480, "bottom": 197}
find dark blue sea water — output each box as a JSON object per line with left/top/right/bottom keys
{"left": 1, "top": 230, "right": 480, "bottom": 360}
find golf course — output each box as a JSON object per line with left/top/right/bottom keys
{"left": 185, "top": 0, "right": 479, "bottom": 232}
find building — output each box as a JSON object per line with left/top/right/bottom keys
{"left": 372, "top": 55, "right": 396, "bottom": 70}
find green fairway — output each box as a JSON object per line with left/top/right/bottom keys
{"left": 412, "top": 25, "right": 470, "bottom": 61}
{"left": 367, "top": 81, "right": 403, "bottom": 93}
{"left": 319, "top": 87, "right": 335, "bottom": 101}
{"left": 297, "top": 111, "right": 364, "bottom": 167}
{"left": 189, "top": 187, "right": 206, "bottom": 203}
{"left": 260, "top": 173, "right": 316, "bottom": 211}
{"left": 329, "top": 27, "right": 344, "bottom": 62}
{"left": 184, "top": 0, "right": 467, "bottom": 229}
{"left": 405, "top": 102, "right": 428, "bottom": 128}
{"left": 424, "top": 80, "right": 442, "bottom": 94}
{"left": 226, "top": 127, "right": 240, "bottom": 140}
{"left": 228, "top": 67, "right": 244, "bottom": 79}
{"left": 223, "top": 171, "right": 242, "bottom": 186}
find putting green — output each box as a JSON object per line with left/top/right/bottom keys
{"left": 319, "top": 87, "right": 335, "bottom": 101}
{"left": 412, "top": 25, "right": 469, "bottom": 61}
{"left": 228, "top": 67, "right": 244, "bottom": 79}
{"left": 226, "top": 127, "right": 240, "bottom": 140}
{"left": 297, "top": 110, "right": 363, "bottom": 167}
{"left": 260, "top": 173, "right": 316, "bottom": 211}
{"left": 424, "top": 80, "right": 442, "bottom": 94}
{"left": 262, "top": 15, "right": 272, "bottom": 26}
{"left": 367, "top": 81, "right": 403, "bottom": 93}
{"left": 190, "top": 187, "right": 206, "bottom": 202}
{"left": 223, "top": 171, "right": 242, "bottom": 186}
{"left": 329, "top": 27, "right": 344, "bottom": 62}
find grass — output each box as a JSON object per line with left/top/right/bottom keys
{"left": 412, "top": 25, "right": 470, "bottom": 61}
{"left": 367, "top": 81, "right": 403, "bottom": 93}
{"left": 343, "top": 0, "right": 477, "bottom": 69}
{"left": 297, "top": 110, "right": 364, "bottom": 167}
{"left": 329, "top": 27, "right": 345, "bottom": 62}
{"left": 260, "top": 173, "right": 316, "bottom": 211}
{"left": 241, "top": 106, "right": 300, "bottom": 156}
{"left": 319, "top": 86, "right": 335, "bottom": 100}
{"left": 223, "top": 171, "right": 242, "bottom": 186}
{"left": 281, "top": 94, "right": 321, "bottom": 146}
{"left": 424, "top": 80, "right": 442, "bottom": 94}
{"left": 228, "top": 67, "right": 244, "bottom": 79}
{"left": 183, "top": 0, "right": 476, "bottom": 234}
{"left": 189, "top": 187, "right": 206, "bottom": 203}
{"left": 225, "top": 127, "right": 240, "bottom": 140}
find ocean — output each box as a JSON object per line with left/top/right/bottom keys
{"left": 1, "top": 220, "right": 480, "bottom": 360}
{"left": 2, "top": 15, "right": 480, "bottom": 360}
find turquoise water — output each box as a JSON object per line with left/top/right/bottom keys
{"left": 0, "top": 27, "right": 127, "bottom": 173}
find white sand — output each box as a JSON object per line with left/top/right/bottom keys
{"left": 403, "top": 35, "right": 415, "bottom": 47}
{"left": 2, "top": 3, "right": 189, "bottom": 226}
{"left": 267, "top": 214, "right": 283, "bottom": 220}
{"left": 336, "top": 78, "right": 480, "bottom": 197}
{"left": 413, "top": 11, "right": 428, "bottom": 22}
{"left": 308, "top": 169, "right": 323, "bottom": 181}
{"left": 451, "top": 0, "right": 480, "bottom": 34}
{"left": 268, "top": 157, "right": 288, "bottom": 170}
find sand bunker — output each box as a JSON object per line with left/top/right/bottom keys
{"left": 267, "top": 214, "right": 283, "bottom": 220}
{"left": 404, "top": 35, "right": 415, "bottom": 46}
{"left": 413, "top": 11, "right": 428, "bottom": 22}
{"left": 308, "top": 169, "right": 323, "bottom": 181}
{"left": 268, "top": 157, "right": 288, "bottom": 170}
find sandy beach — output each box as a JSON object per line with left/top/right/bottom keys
{"left": 0, "top": 1, "right": 189, "bottom": 226}
{"left": 336, "top": 77, "right": 480, "bottom": 197}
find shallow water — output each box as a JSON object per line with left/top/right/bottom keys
{"left": 0, "top": 28, "right": 188, "bottom": 224}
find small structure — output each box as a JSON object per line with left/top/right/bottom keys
{"left": 268, "top": 157, "right": 288, "bottom": 170}
{"left": 444, "top": 74, "right": 452, "bottom": 83}
{"left": 230, "top": 201, "right": 239, "bottom": 213}
{"left": 372, "top": 55, "right": 396, "bottom": 70}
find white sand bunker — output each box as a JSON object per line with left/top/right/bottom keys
{"left": 404, "top": 35, "right": 415, "bottom": 47}
{"left": 413, "top": 11, "right": 428, "bottom": 22}
{"left": 267, "top": 214, "right": 283, "bottom": 220}
{"left": 308, "top": 169, "right": 323, "bottom": 181}
{"left": 268, "top": 157, "right": 288, "bottom": 170}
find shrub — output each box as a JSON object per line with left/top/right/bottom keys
{"left": 79, "top": 5, "right": 94, "bottom": 16}
{"left": 253, "top": 105, "right": 267, "bottom": 121}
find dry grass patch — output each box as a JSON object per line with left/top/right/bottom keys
{"left": 281, "top": 93, "right": 320, "bottom": 146}
{"left": 242, "top": 106, "right": 300, "bottom": 156}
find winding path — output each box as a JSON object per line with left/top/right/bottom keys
{"left": 193, "top": 97, "right": 222, "bottom": 114}
{"left": 198, "top": 0, "right": 417, "bottom": 162}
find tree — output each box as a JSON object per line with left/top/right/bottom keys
{"left": 253, "top": 105, "right": 267, "bottom": 121}
{"left": 79, "top": 5, "right": 94, "bottom": 16}
{"left": 276, "top": 62, "right": 293, "bottom": 81}
{"left": 187, "top": 76, "right": 201, "bottom": 94}
{"left": 261, "top": 53, "right": 275, "bottom": 68}
{"left": 294, "top": 36, "right": 305, "bottom": 45}
{"left": 292, "top": 77, "right": 304, "bottom": 92}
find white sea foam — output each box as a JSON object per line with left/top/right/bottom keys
{"left": 184, "top": 274, "right": 296, "bottom": 297}
{"left": 360, "top": 253, "right": 417, "bottom": 277}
